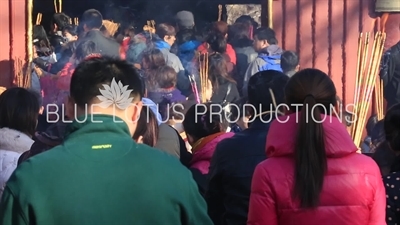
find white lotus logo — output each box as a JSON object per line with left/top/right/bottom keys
{"left": 96, "top": 78, "right": 134, "bottom": 110}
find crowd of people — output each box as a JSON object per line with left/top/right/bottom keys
{"left": 0, "top": 7, "right": 399, "bottom": 225}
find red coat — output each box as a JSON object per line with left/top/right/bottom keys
{"left": 248, "top": 114, "right": 386, "bottom": 225}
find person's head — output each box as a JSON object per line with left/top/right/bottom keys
{"left": 28, "top": 88, "right": 44, "bottom": 115}
{"left": 384, "top": 104, "right": 400, "bottom": 152}
{"left": 74, "top": 40, "right": 97, "bottom": 61}
{"left": 206, "top": 32, "right": 227, "bottom": 54}
{"left": 212, "top": 21, "right": 229, "bottom": 38}
{"left": 285, "top": 68, "right": 337, "bottom": 208}
{"left": 247, "top": 70, "right": 289, "bottom": 117}
{"left": 228, "top": 23, "right": 253, "bottom": 48}
{"left": 155, "top": 65, "right": 177, "bottom": 89}
{"left": 33, "top": 25, "right": 48, "bottom": 42}
{"left": 281, "top": 51, "right": 300, "bottom": 73}
{"left": 132, "top": 105, "right": 159, "bottom": 147}
{"left": 63, "top": 25, "right": 78, "bottom": 42}
{"left": 372, "top": 141, "right": 396, "bottom": 176}
{"left": 235, "top": 15, "right": 259, "bottom": 28}
{"left": 175, "top": 11, "right": 195, "bottom": 30}
{"left": 207, "top": 53, "right": 235, "bottom": 90}
{"left": 68, "top": 57, "right": 143, "bottom": 135}
{"left": 253, "top": 27, "right": 278, "bottom": 52}
{"left": 156, "top": 23, "right": 176, "bottom": 47}
{"left": 51, "top": 13, "right": 70, "bottom": 33}
{"left": 183, "top": 103, "right": 228, "bottom": 146}
{"left": 81, "top": 9, "right": 103, "bottom": 32}
{"left": 0, "top": 87, "right": 40, "bottom": 137}
{"left": 142, "top": 49, "right": 166, "bottom": 70}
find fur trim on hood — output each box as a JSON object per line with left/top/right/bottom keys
{"left": 0, "top": 128, "right": 34, "bottom": 154}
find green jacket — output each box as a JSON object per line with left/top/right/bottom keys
{"left": 0, "top": 115, "right": 212, "bottom": 225}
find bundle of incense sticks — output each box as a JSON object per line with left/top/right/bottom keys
{"left": 54, "top": 0, "right": 62, "bottom": 13}
{"left": 198, "top": 53, "right": 209, "bottom": 103}
{"left": 36, "top": 13, "right": 42, "bottom": 25}
{"left": 14, "top": 58, "right": 31, "bottom": 88}
{"left": 74, "top": 17, "right": 79, "bottom": 25}
{"left": 143, "top": 20, "right": 156, "bottom": 33}
{"left": 350, "top": 31, "right": 386, "bottom": 146}
{"left": 189, "top": 74, "right": 200, "bottom": 103}
{"left": 102, "top": 20, "right": 120, "bottom": 37}
{"left": 218, "top": 5, "right": 222, "bottom": 21}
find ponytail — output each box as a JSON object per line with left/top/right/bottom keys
{"left": 294, "top": 95, "right": 327, "bottom": 208}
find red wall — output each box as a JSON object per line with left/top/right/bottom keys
{"left": 0, "top": 0, "right": 27, "bottom": 87}
{"left": 271, "top": 0, "right": 399, "bottom": 107}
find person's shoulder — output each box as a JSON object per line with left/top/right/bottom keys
{"left": 135, "top": 143, "right": 184, "bottom": 168}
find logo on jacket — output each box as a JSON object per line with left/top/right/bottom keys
{"left": 96, "top": 78, "right": 134, "bottom": 110}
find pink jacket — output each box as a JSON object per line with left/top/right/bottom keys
{"left": 248, "top": 113, "right": 386, "bottom": 225}
{"left": 190, "top": 132, "right": 234, "bottom": 174}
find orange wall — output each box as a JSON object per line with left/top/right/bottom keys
{"left": 271, "top": 0, "right": 399, "bottom": 107}
{"left": 0, "top": 0, "right": 27, "bottom": 87}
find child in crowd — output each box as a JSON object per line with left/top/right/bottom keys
{"left": 183, "top": 103, "right": 234, "bottom": 196}
{"left": 147, "top": 65, "right": 187, "bottom": 121}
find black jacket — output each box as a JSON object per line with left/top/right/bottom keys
{"left": 210, "top": 81, "right": 240, "bottom": 105}
{"left": 206, "top": 116, "right": 273, "bottom": 225}
{"left": 79, "top": 30, "right": 120, "bottom": 58}
{"left": 381, "top": 41, "right": 400, "bottom": 109}
{"left": 233, "top": 46, "right": 257, "bottom": 95}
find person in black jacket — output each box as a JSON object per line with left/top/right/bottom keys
{"left": 79, "top": 9, "right": 120, "bottom": 58}
{"left": 206, "top": 70, "right": 289, "bottom": 225}
{"left": 381, "top": 40, "right": 400, "bottom": 109}
{"left": 49, "top": 13, "right": 70, "bottom": 57}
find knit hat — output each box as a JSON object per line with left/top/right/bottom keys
{"left": 175, "top": 11, "right": 195, "bottom": 28}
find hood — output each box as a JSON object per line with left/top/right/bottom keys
{"left": 266, "top": 113, "right": 357, "bottom": 158}
{"left": 191, "top": 132, "right": 235, "bottom": 173}
{"left": 0, "top": 128, "right": 34, "bottom": 154}
{"left": 142, "top": 97, "right": 163, "bottom": 125}
{"left": 132, "top": 34, "right": 147, "bottom": 44}
{"left": 260, "top": 44, "right": 283, "bottom": 56}
{"left": 155, "top": 41, "right": 171, "bottom": 50}
{"left": 179, "top": 40, "right": 201, "bottom": 53}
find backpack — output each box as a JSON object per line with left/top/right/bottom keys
{"left": 258, "top": 54, "right": 283, "bottom": 72}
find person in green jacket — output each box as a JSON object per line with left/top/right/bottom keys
{"left": 0, "top": 57, "right": 213, "bottom": 225}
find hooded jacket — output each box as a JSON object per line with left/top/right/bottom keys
{"left": 0, "top": 128, "right": 34, "bottom": 198}
{"left": 242, "top": 45, "right": 283, "bottom": 96}
{"left": 178, "top": 40, "right": 201, "bottom": 74}
{"left": 247, "top": 114, "right": 386, "bottom": 225}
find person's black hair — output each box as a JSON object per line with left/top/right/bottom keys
{"left": 372, "top": 141, "right": 396, "bottom": 176}
{"left": 366, "top": 114, "right": 379, "bottom": 136}
{"left": 51, "top": 13, "right": 71, "bottom": 32}
{"left": 63, "top": 25, "right": 78, "bottom": 36}
{"left": 176, "top": 29, "right": 197, "bottom": 45}
{"left": 81, "top": 9, "right": 103, "bottom": 30}
{"left": 28, "top": 88, "right": 43, "bottom": 107}
{"left": 0, "top": 87, "right": 40, "bottom": 137}
{"left": 70, "top": 57, "right": 143, "bottom": 108}
{"left": 384, "top": 104, "right": 400, "bottom": 152}
{"left": 235, "top": 15, "right": 259, "bottom": 28}
{"left": 33, "top": 25, "right": 48, "bottom": 42}
{"left": 133, "top": 106, "right": 159, "bottom": 147}
{"left": 75, "top": 40, "right": 97, "bottom": 61}
{"left": 183, "top": 103, "right": 228, "bottom": 141}
{"left": 206, "top": 31, "right": 227, "bottom": 54}
{"left": 247, "top": 70, "right": 289, "bottom": 117}
{"left": 281, "top": 51, "right": 299, "bottom": 72}
{"left": 228, "top": 23, "right": 253, "bottom": 48}
{"left": 285, "top": 68, "right": 337, "bottom": 208}
{"left": 254, "top": 27, "right": 278, "bottom": 45}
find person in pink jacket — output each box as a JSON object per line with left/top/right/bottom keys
{"left": 247, "top": 68, "right": 386, "bottom": 225}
